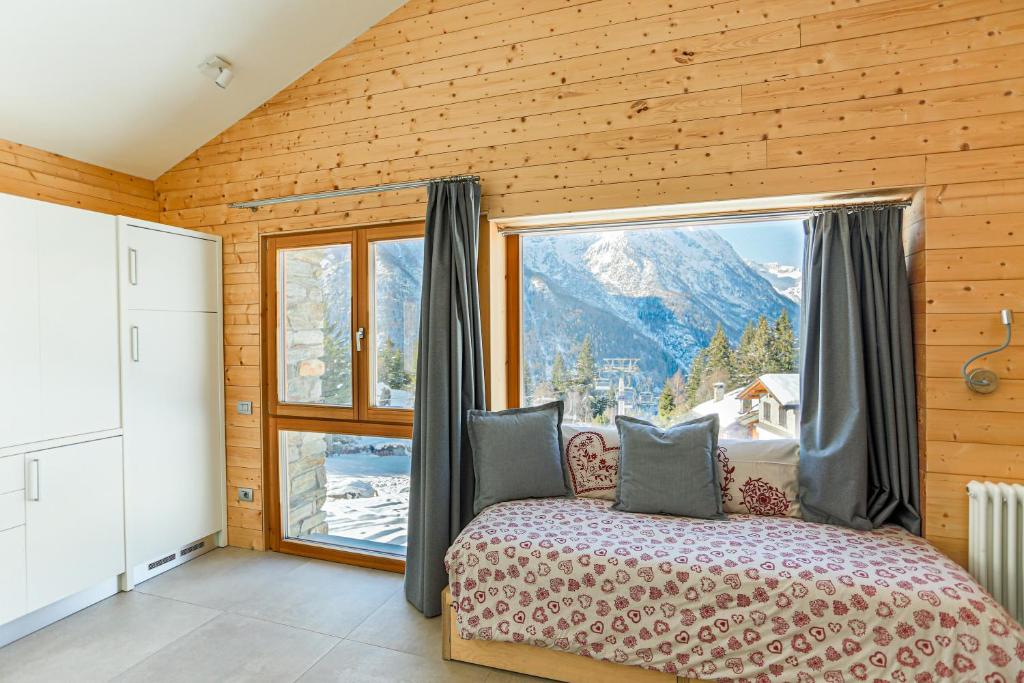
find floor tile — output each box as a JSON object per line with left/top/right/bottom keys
{"left": 298, "top": 639, "right": 493, "bottom": 682}
{"left": 347, "top": 589, "right": 441, "bottom": 658}
{"left": 135, "top": 547, "right": 307, "bottom": 611}
{"left": 0, "top": 591, "right": 218, "bottom": 683}
{"left": 116, "top": 613, "right": 337, "bottom": 683}
{"left": 232, "top": 558, "right": 401, "bottom": 637}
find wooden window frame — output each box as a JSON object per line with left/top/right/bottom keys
{"left": 261, "top": 222, "right": 425, "bottom": 571}
{"left": 504, "top": 234, "right": 522, "bottom": 409}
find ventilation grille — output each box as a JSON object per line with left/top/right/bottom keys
{"left": 148, "top": 553, "right": 176, "bottom": 571}
{"left": 181, "top": 541, "right": 205, "bottom": 556}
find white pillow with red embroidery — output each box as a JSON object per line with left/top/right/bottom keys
{"left": 716, "top": 438, "right": 801, "bottom": 518}
{"left": 561, "top": 423, "right": 619, "bottom": 500}
{"left": 562, "top": 424, "right": 800, "bottom": 516}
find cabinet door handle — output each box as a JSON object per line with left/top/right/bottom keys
{"left": 27, "top": 459, "right": 40, "bottom": 501}
{"left": 128, "top": 247, "right": 138, "bottom": 285}
{"left": 131, "top": 326, "right": 140, "bottom": 362}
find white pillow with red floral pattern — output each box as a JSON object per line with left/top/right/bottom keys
{"left": 562, "top": 424, "right": 800, "bottom": 516}
{"left": 561, "top": 423, "right": 619, "bottom": 500}
{"left": 716, "top": 438, "right": 801, "bottom": 518}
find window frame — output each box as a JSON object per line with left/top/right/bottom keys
{"left": 361, "top": 222, "right": 426, "bottom": 424}
{"left": 262, "top": 222, "right": 424, "bottom": 571}
{"left": 266, "top": 230, "right": 358, "bottom": 422}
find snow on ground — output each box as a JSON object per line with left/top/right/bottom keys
{"left": 322, "top": 455, "right": 410, "bottom": 549}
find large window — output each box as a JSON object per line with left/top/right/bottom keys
{"left": 265, "top": 223, "right": 423, "bottom": 568}
{"left": 516, "top": 220, "right": 803, "bottom": 441}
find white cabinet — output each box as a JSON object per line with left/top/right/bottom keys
{"left": 123, "top": 310, "right": 223, "bottom": 566}
{"left": 0, "top": 194, "right": 120, "bottom": 449}
{"left": 0, "top": 439, "right": 124, "bottom": 626}
{"left": 24, "top": 438, "right": 125, "bottom": 612}
{"left": 121, "top": 222, "right": 219, "bottom": 312}
{"left": 0, "top": 452, "right": 26, "bottom": 625}
{"left": 0, "top": 526, "right": 26, "bottom": 625}
{"left": 0, "top": 195, "right": 225, "bottom": 635}
{"left": 119, "top": 219, "right": 225, "bottom": 573}
{"left": 36, "top": 203, "right": 121, "bottom": 439}
{"left": 0, "top": 194, "right": 40, "bottom": 449}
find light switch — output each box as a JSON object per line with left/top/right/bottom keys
{"left": 237, "top": 401, "right": 253, "bottom": 415}
{"left": 238, "top": 488, "right": 254, "bottom": 503}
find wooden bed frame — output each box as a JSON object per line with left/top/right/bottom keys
{"left": 442, "top": 588, "right": 710, "bottom": 683}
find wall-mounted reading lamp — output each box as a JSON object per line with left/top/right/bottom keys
{"left": 962, "top": 309, "right": 1014, "bottom": 394}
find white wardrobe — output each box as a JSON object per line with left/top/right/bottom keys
{"left": 0, "top": 193, "right": 225, "bottom": 643}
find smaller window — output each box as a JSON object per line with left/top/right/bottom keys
{"left": 762, "top": 401, "right": 772, "bottom": 423}
{"left": 778, "top": 408, "right": 787, "bottom": 428}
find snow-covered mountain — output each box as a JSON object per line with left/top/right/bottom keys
{"left": 335, "top": 228, "right": 800, "bottom": 397}
{"left": 748, "top": 260, "right": 802, "bottom": 303}
{"left": 520, "top": 229, "right": 800, "bottom": 388}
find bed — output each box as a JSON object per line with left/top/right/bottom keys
{"left": 444, "top": 497, "right": 1024, "bottom": 682}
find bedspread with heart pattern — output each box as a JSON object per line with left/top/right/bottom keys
{"left": 445, "top": 497, "right": 1024, "bottom": 682}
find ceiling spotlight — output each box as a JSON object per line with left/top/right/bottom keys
{"left": 198, "top": 55, "right": 234, "bottom": 89}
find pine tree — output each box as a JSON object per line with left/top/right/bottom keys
{"left": 703, "top": 324, "right": 735, "bottom": 380}
{"left": 321, "top": 329, "right": 352, "bottom": 404}
{"left": 733, "top": 321, "right": 758, "bottom": 386}
{"left": 658, "top": 379, "right": 676, "bottom": 421}
{"left": 745, "top": 315, "right": 774, "bottom": 379}
{"left": 668, "top": 369, "right": 687, "bottom": 409}
{"left": 551, "top": 352, "right": 567, "bottom": 396}
{"left": 378, "top": 338, "right": 411, "bottom": 390}
{"left": 769, "top": 310, "right": 797, "bottom": 373}
{"left": 575, "top": 335, "right": 596, "bottom": 390}
{"left": 685, "top": 350, "right": 706, "bottom": 407}
{"left": 591, "top": 390, "right": 614, "bottom": 422}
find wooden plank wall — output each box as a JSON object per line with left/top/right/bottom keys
{"left": 154, "top": 0, "right": 1024, "bottom": 554}
{"left": 0, "top": 138, "right": 158, "bottom": 221}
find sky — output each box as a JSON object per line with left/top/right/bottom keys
{"left": 709, "top": 219, "right": 805, "bottom": 267}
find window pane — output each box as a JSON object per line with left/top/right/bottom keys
{"left": 281, "top": 430, "right": 410, "bottom": 556}
{"left": 371, "top": 237, "right": 424, "bottom": 409}
{"left": 520, "top": 221, "right": 803, "bottom": 441}
{"left": 279, "top": 244, "right": 352, "bottom": 406}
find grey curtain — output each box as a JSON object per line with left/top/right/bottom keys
{"left": 405, "top": 179, "right": 486, "bottom": 617}
{"left": 799, "top": 207, "right": 921, "bottom": 534}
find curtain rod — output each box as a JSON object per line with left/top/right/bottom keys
{"left": 496, "top": 200, "right": 912, "bottom": 235}
{"left": 229, "top": 174, "right": 480, "bottom": 211}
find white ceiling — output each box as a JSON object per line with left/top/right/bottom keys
{"left": 0, "top": 0, "right": 403, "bottom": 179}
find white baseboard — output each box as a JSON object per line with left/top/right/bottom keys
{"left": 126, "top": 533, "right": 218, "bottom": 589}
{"left": 1, "top": 533, "right": 220, "bottom": 648}
{"left": 0, "top": 577, "right": 119, "bottom": 648}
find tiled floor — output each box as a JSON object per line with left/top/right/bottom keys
{"left": 0, "top": 548, "right": 546, "bottom": 682}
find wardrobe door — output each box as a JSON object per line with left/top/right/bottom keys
{"left": 0, "top": 194, "right": 40, "bottom": 448}
{"left": 123, "top": 310, "right": 222, "bottom": 566}
{"left": 0, "top": 526, "right": 26, "bottom": 624}
{"left": 24, "top": 437, "right": 125, "bottom": 612}
{"left": 121, "top": 224, "right": 219, "bottom": 312}
{"left": 36, "top": 202, "right": 120, "bottom": 440}
{"left": 0, "top": 196, "right": 119, "bottom": 447}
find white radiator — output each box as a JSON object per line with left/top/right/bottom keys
{"left": 967, "top": 480, "right": 1024, "bottom": 622}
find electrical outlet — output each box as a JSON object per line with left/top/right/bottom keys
{"left": 238, "top": 488, "right": 254, "bottom": 503}
{"left": 237, "top": 401, "right": 253, "bottom": 415}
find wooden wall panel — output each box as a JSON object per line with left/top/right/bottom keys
{"left": 155, "top": 0, "right": 1024, "bottom": 554}
{"left": 1, "top": 138, "right": 158, "bottom": 220}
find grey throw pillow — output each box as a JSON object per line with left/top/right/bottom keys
{"left": 467, "top": 401, "right": 570, "bottom": 514}
{"left": 612, "top": 414, "right": 724, "bottom": 519}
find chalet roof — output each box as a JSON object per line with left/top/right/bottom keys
{"left": 738, "top": 373, "right": 800, "bottom": 407}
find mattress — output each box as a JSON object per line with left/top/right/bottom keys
{"left": 445, "top": 497, "right": 1024, "bottom": 682}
